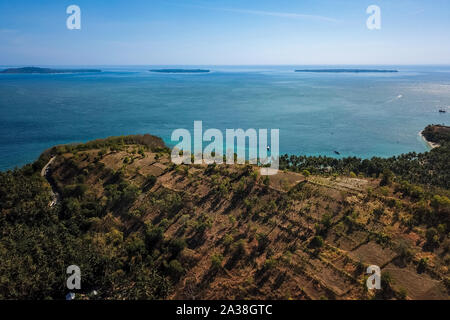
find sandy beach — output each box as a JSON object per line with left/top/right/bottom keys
{"left": 420, "top": 130, "right": 441, "bottom": 149}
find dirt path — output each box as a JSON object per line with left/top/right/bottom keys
{"left": 41, "top": 156, "right": 60, "bottom": 207}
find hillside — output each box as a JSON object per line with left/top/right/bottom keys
{"left": 0, "top": 129, "right": 449, "bottom": 300}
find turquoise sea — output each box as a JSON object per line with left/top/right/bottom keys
{"left": 0, "top": 65, "right": 449, "bottom": 171}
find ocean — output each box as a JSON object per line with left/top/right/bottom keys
{"left": 0, "top": 65, "right": 449, "bottom": 171}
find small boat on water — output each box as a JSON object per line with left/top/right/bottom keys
{"left": 439, "top": 109, "right": 446, "bottom": 113}
{"left": 334, "top": 151, "right": 340, "bottom": 155}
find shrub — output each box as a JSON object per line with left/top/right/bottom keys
{"left": 211, "top": 253, "right": 224, "bottom": 270}
{"left": 397, "top": 241, "right": 413, "bottom": 263}
{"left": 355, "top": 259, "right": 365, "bottom": 275}
{"left": 431, "top": 195, "right": 450, "bottom": 213}
{"left": 168, "top": 238, "right": 186, "bottom": 257}
{"left": 205, "top": 163, "right": 217, "bottom": 175}
{"left": 380, "top": 169, "right": 393, "bottom": 186}
{"left": 310, "top": 235, "right": 324, "bottom": 248}
{"left": 223, "top": 234, "right": 233, "bottom": 247}
{"left": 437, "top": 224, "right": 446, "bottom": 235}
{"left": 379, "top": 186, "right": 389, "bottom": 196}
{"left": 321, "top": 213, "right": 332, "bottom": 230}
{"left": 410, "top": 185, "right": 425, "bottom": 200}
{"left": 144, "top": 175, "right": 157, "bottom": 190}
{"left": 233, "top": 239, "right": 246, "bottom": 255}
{"left": 417, "top": 258, "right": 428, "bottom": 273}
{"left": 381, "top": 272, "right": 393, "bottom": 291}
{"left": 121, "top": 184, "right": 140, "bottom": 205}
{"left": 234, "top": 180, "right": 247, "bottom": 198}
{"left": 315, "top": 214, "right": 332, "bottom": 236}
{"left": 425, "top": 227, "right": 439, "bottom": 246}
{"left": 194, "top": 215, "right": 212, "bottom": 235}
{"left": 263, "top": 258, "right": 277, "bottom": 270}
{"left": 159, "top": 218, "right": 170, "bottom": 230}
{"left": 398, "top": 288, "right": 407, "bottom": 300}
{"left": 374, "top": 232, "right": 390, "bottom": 247}
{"left": 167, "top": 259, "right": 184, "bottom": 278}
{"left": 145, "top": 225, "right": 164, "bottom": 249}
{"left": 125, "top": 234, "right": 146, "bottom": 257}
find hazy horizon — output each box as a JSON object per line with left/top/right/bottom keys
{"left": 2, "top": 64, "right": 450, "bottom": 66}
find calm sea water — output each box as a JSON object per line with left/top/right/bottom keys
{"left": 0, "top": 65, "right": 449, "bottom": 171}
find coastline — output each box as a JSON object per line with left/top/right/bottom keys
{"left": 420, "top": 130, "right": 440, "bottom": 149}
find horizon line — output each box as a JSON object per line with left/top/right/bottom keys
{"left": 2, "top": 64, "right": 450, "bottom": 67}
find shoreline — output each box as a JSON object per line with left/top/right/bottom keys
{"left": 420, "top": 130, "right": 440, "bottom": 149}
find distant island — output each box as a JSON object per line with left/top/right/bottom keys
{"left": 149, "top": 69, "right": 210, "bottom": 73}
{"left": 295, "top": 69, "right": 398, "bottom": 73}
{"left": 0, "top": 67, "right": 102, "bottom": 74}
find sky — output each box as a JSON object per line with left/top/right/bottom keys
{"left": 0, "top": 0, "right": 449, "bottom": 65}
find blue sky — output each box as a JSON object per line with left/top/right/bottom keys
{"left": 0, "top": 0, "right": 449, "bottom": 65}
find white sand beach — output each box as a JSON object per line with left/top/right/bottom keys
{"left": 420, "top": 130, "right": 440, "bottom": 149}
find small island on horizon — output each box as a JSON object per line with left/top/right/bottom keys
{"left": 149, "top": 69, "right": 210, "bottom": 73}
{"left": 295, "top": 69, "right": 398, "bottom": 73}
{"left": 0, "top": 67, "right": 102, "bottom": 74}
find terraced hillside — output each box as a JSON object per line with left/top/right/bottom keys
{"left": 30, "top": 137, "right": 448, "bottom": 300}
